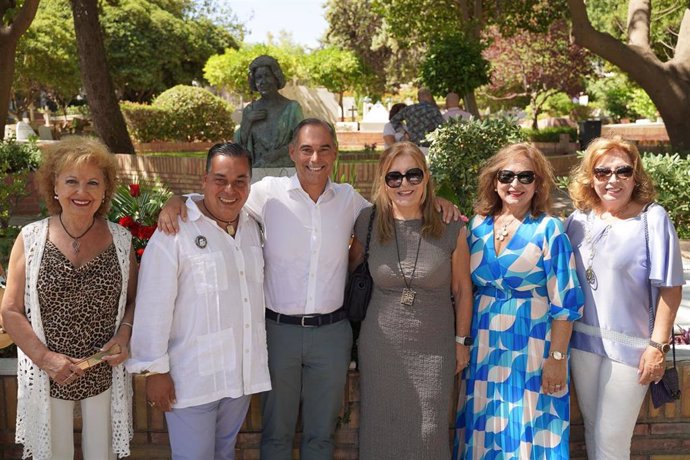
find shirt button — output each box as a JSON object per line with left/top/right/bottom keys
{"left": 245, "top": 324, "right": 250, "bottom": 328}
{"left": 239, "top": 271, "right": 244, "bottom": 276}
{"left": 245, "top": 349, "right": 249, "bottom": 353}
{"left": 244, "top": 298, "right": 248, "bottom": 302}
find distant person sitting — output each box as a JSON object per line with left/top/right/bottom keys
{"left": 390, "top": 88, "right": 443, "bottom": 150}
{"left": 443, "top": 92, "right": 472, "bottom": 122}
{"left": 383, "top": 103, "right": 407, "bottom": 149}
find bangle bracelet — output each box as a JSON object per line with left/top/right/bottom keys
{"left": 120, "top": 322, "right": 133, "bottom": 329}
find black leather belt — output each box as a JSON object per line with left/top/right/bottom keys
{"left": 266, "top": 308, "right": 347, "bottom": 327}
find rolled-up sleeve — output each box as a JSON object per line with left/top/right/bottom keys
{"left": 126, "top": 230, "right": 179, "bottom": 374}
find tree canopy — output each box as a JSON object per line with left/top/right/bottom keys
{"left": 204, "top": 43, "right": 308, "bottom": 99}
{"left": 307, "top": 47, "right": 364, "bottom": 121}
{"left": 568, "top": 0, "right": 690, "bottom": 151}
{"left": 484, "top": 20, "right": 593, "bottom": 129}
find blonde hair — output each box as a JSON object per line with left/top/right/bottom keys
{"left": 37, "top": 136, "right": 119, "bottom": 216}
{"left": 568, "top": 136, "right": 656, "bottom": 211}
{"left": 373, "top": 142, "right": 443, "bottom": 242}
{"left": 474, "top": 142, "right": 554, "bottom": 217}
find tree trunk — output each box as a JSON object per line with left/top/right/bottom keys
{"left": 568, "top": 0, "right": 690, "bottom": 152}
{"left": 339, "top": 91, "right": 344, "bottom": 122}
{"left": 0, "top": 0, "right": 41, "bottom": 139}
{"left": 464, "top": 91, "right": 480, "bottom": 119}
{"left": 70, "top": 0, "right": 134, "bottom": 154}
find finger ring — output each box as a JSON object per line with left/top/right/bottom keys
{"left": 148, "top": 401, "right": 156, "bottom": 407}
{"left": 555, "top": 384, "right": 562, "bottom": 389}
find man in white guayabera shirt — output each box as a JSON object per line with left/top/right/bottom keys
{"left": 127, "top": 143, "right": 270, "bottom": 459}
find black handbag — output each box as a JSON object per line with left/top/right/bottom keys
{"left": 642, "top": 204, "right": 681, "bottom": 408}
{"left": 344, "top": 206, "right": 375, "bottom": 322}
{"left": 650, "top": 339, "right": 681, "bottom": 408}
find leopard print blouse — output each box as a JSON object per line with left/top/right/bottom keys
{"left": 38, "top": 241, "right": 122, "bottom": 401}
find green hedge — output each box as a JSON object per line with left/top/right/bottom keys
{"left": 121, "top": 85, "right": 235, "bottom": 143}
{"left": 642, "top": 153, "right": 690, "bottom": 239}
{"left": 120, "top": 102, "right": 168, "bottom": 143}
{"left": 523, "top": 126, "right": 577, "bottom": 143}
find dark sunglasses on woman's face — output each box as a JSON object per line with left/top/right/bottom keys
{"left": 496, "top": 170, "right": 536, "bottom": 185}
{"left": 593, "top": 165, "right": 634, "bottom": 181}
{"left": 385, "top": 168, "right": 425, "bottom": 188}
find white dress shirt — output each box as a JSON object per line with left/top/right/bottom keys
{"left": 245, "top": 175, "right": 369, "bottom": 315}
{"left": 126, "top": 199, "right": 271, "bottom": 409}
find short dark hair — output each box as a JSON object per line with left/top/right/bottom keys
{"left": 389, "top": 103, "right": 406, "bottom": 120}
{"left": 205, "top": 143, "right": 252, "bottom": 174}
{"left": 289, "top": 118, "right": 338, "bottom": 148}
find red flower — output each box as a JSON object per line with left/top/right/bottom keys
{"left": 129, "top": 184, "right": 141, "bottom": 197}
{"left": 136, "top": 248, "right": 145, "bottom": 258}
{"left": 119, "top": 216, "right": 134, "bottom": 228}
{"left": 139, "top": 224, "right": 157, "bottom": 239}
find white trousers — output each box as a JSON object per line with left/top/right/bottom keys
{"left": 571, "top": 349, "right": 648, "bottom": 460}
{"left": 49, "top": 387, "right": 115, "bottom": 460}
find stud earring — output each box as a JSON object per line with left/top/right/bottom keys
{"left": 54, "top": 194, "right": 58, "bottom": 200}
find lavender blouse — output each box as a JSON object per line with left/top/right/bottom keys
{"left": 565, "top": 204, "right": 684, "bottom": 367}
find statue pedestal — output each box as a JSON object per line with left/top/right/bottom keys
{"left": 252, "top": 167, "right": 295, "bottom": 183}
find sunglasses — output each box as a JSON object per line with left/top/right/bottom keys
{"left": 496, "top": 170, "right": 536, "bottom": 185}
{"left": 385, "top": 168, "right": 425, "bottom": 188}
{"left": 593, "top": 165, "right": 634, "bottom": 181}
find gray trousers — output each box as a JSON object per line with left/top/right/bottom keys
{"left": 165, "top": 395, "right": 251, "bottom": 460}
{"left": 260, "top": 318, "right": 352, "bottom": 460}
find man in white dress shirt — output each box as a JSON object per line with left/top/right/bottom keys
{"left": 127, "top": 143, "right": 271, "bottom": 459}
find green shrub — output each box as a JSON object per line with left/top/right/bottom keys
{"left": 120, "top": 101, "right": 169, "bottom": 143}
{"left": 427, "top": 117, "right": 527, "bottom": 214}
{"left": 642, "top": 153, "right": 690, "bottom": 239}
{"left": 0, "top": 138, "right": 41, "bottom": 228}
{"left": 121, "top": 86, "right": 235, "bottom": 143}
{"left": 153, "top": 85, "right": 235, "bottom": 142}
{"left": 523, "top": 126, "right": 577, "bottom": 143}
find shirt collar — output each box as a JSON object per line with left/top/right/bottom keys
{"left": 185, "top": 197, "right": 203, "bottom": 222}
{"left": 287, "top": 174, "right": 336, "bottom": 200}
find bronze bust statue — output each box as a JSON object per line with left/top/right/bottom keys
{"left": 235, "top": 55, "right": 304, "bottom": 168}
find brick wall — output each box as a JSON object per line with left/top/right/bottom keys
{"left": 1, "top": 360, "right": 689, "bottom": 459}
{"left": 11, "top": 152, "right": 579, "bottom": 218}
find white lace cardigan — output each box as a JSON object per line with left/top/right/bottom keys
{"left": 15, "top": 218, "right": 133, "bottom": 459}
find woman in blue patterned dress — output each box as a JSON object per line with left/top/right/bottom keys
{"left": 454, "top": 143, "right": 584, "bottom": 459}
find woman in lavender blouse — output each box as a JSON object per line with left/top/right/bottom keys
{"left": 564, "top": 137, "right": 684, "bottom": 460}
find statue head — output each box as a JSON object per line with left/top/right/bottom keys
{"left": 248, "top": 55, "right": 287, "bottom": 92}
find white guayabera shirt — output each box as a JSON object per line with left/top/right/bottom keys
{"left": 127, "top": 200, "right": 271, "bottom": 408}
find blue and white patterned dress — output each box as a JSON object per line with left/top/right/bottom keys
{"left": 454, "top": 213, "right": 584, "bottom": 460}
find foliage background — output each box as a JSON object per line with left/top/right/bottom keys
{"left": 427, "top": 117, "right": 527, "bottom": 214}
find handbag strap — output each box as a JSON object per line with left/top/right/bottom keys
{"left": 642, "top": 202, "right": 677, "bottom": 369}
{"left": 363, "top": 205, "right": 376, "bottom": 262}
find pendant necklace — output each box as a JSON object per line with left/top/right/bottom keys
{"left": 394, "top": 221, "right": 422, "bottom": 306}
{"left": 584, "top": 212, "right": 611, "bottom": 289}
{"left": 201, "top": 200, "right": 239, "bottom": 236}
{"left": 495, "top": 216, "right": 517, "bottom": 242}
{"left": 59, "top": 213, "right": 96, "bottom": 254}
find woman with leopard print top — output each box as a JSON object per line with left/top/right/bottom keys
{"left": 0, "top": 136, "right": 137, "bottom": 460}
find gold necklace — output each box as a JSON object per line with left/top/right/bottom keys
{"left": 495, "top": 216, "right": 517, "bottom": 242}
